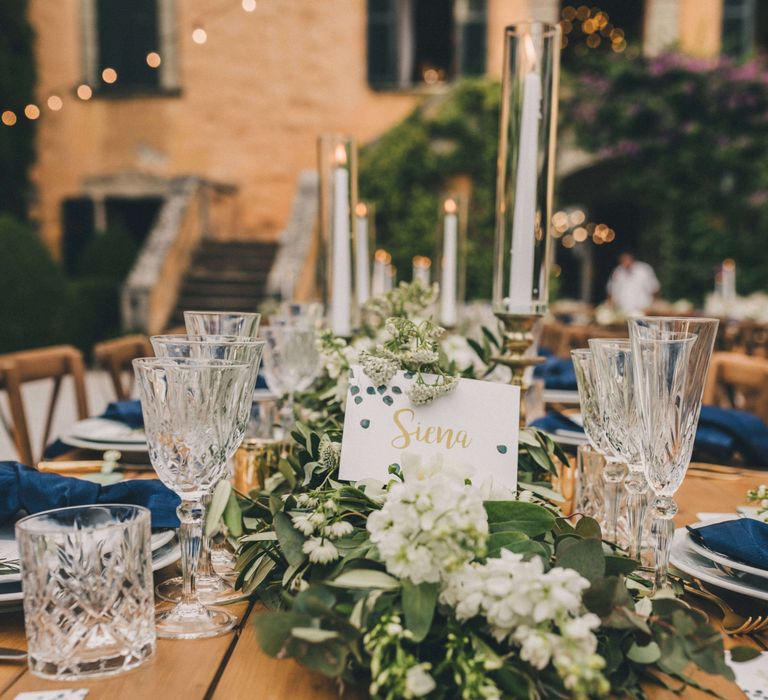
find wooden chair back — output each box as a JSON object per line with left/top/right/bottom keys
{"left": 703, "top": 352, "right": 768, "bottom": 423}
{"left": 93, "top": 335, "right": 153, "bottom": 401}
{"left": 0, "top": 345, "right": 89, "bottom": 465}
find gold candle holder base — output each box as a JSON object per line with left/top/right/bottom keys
{"left": 492, "top": 312, "right": 545, "bottom": 427}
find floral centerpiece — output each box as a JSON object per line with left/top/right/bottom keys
{"left": 210, "top": 283, "right": 747, "bottom": 699}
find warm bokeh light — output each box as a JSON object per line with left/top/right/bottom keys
{"left": 47, "top": 95, "right": 63, "bottom": 111}
{"left": 102, "top": 67, "right": 118, "bottom": 84}
{"left": 444, "top": 198, "right": 457, "bottom": 214}
{"left": 723, "top": 258, "right": 736, "bottom": 270}
{"left": 76, "top": 84, "right": 92, "bottom": 100}
{"left": 146, "top": 52, "right": 162, "bottom": 68}
{"left": 569, "top": 209, "right": 586, "bottom": 226}
{"left": 412, "top": 255, "right": 431, "bottom": 269}
{"left": 355, "top": 202, "right": 368, "bottom": 217}
{"left": 575, "top": 5, "right": 589, "bottom": 21}
{"left": 375, "top": 249, "right": 392, "bottom": 264}
{"left": 562, "top": 6, "right": 576, "bottom": 21}
{"left": 23, "top": 104, "right": 40, "bottom": 120}
{"left": 242, "top": 0, "right": 257, "bottom": 11}
{"left": 573, "top": 226, "right": 588, "bottom": 242}
{"left": 1, "top": 111, "right": 17, "bottom": 126}
{"left": 562, "top": 234, "right": 575, "bottom": 248}
{"left": 192, "top": 27, "right": 208, "bottom": 44}
{"left": 423, "top": 68, "right": 440, "bottom": 85}
{"left": 587, "top": 34, "right": 601, "bottom": 48}
{"left": 552, "top": 263, "right": 562, "bottom": 278}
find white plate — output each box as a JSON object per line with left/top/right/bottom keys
{"left": 686, "top": 519, "right": 768, "bottom": 581}
{"left": 670, "top": 528, "right": 768, "bottom": 602}
{"left": 69, "top": 418, "right": 145, "bottom": 445}
{"left": 0, "top": 537, "right": 180, "bottom": 606}
{"left": 58, "top": 433, "right": 149, "bottom": 453}
{"left": 542, "top": 389, "right": 580, "bottom": 405}
{"left": 0, "top": 526, "right": 175, "bottom": 584}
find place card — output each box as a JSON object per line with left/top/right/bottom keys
{"left": 339, "top": 365, "right": 520, "bottom": 491}
{"left": 14, "top": 690, "right": 89, "bottom": 700}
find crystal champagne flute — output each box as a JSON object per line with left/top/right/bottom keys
{"left": 133, "top": 357, "right": 250, "bottom": 638}
{"left": 629, "top": 317, "right": 718, "bottom": 591}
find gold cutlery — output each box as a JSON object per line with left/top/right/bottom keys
{"left": 684, "top": 580, "right": 767, "bottom": 634}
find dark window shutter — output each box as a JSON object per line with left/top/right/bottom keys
{"left": 97, "top": 0, "right": 160, "bottom": 90}
{"left": 458, "top": 0, "right": 486, "bottom": 76}
{"left": 62, "top": 197, "right": 95, "bottom": 274}
{"left": 368, "top": 0, "right": 399, "bottom": 89}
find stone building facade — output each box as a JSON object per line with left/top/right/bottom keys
{"left": 25, "top": 0, "right": 736, "bottom": 259}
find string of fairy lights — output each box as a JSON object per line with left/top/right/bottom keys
{"left": 0, "top": 0, "right": 259, "bottom": 128}
{"left": 560, "top": 4, "right": 628, "bottom": 53}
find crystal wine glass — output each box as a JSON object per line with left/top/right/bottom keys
{"left": 133, "top": 357, "right": 250, "bottom": 638}
{"left": 589, "top": 339, "right": 647, "bottom": 560}
{"left": 261, "top": 324, "right": 321, "bottom": 431}
{"left": 571, "top": 349, "right": 626, "bottom": 543}
{"left": 629, "top": 317, "right": 718, "bottom": 591}
{"left": 149, "top": 335, "right": 265, "bottom": 605}
{"left": 183, "top": 311, "right": 261, "bottom": 338}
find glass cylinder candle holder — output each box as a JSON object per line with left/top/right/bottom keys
{"left": 371, "top": 249, "right": 391, "bottom": 297}
{"left": 354, "top": 201, "right": 376, "bottom": 307}
{"left": 318, "top": 134, "right": 357, "bottom": 336}
{"left": 437, "top": 195, "right": 467, "bottom": 328}
{"left": 493, "top": 22, "right": 561, "bottom": 316}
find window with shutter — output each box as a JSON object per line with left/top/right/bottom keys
{"left": 457, "top": 0, "right": 486, "bottom": 76}
{"left": 721, "top": 0, "right": 756, "bottom": 57}
{"left": 368, "top": 0, "right": 399, "bottom": 89}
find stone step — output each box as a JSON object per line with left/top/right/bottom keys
{"left": 180, "top": 282, "right": 267, "bottom": 297}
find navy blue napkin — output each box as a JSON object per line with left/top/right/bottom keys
{"left": 102, "top": 400, "right": 143, "bottom": 428}
{"left": 0, "top": 461, "right": 179, "bottom": 529}
{"left": 533, "top": 356, "right": 577, "bottom": 391}
{"left": 531, "top": 411, "right": 584, "bottom": 435}
{"left": 696, "top": 406, "right": 768, "bottom": 468}
{"left": 687, "top": 518, "right": 768, "bottom": 571}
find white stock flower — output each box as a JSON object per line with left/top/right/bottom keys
{"left": 290, "top": 513, "right": 316, "bottom": 536}
{"left": 302, "top": 537, "right": 339, "bottom": 564}
{"left": 367, "top": 470, "right": 488, "bottom": 584}
{"left": 404, "top": 664, "right": 436, "bottom": 698}
{"left": 441, "top": 550, "right": 607, "bottom": 696}
{"left": 327, "top": 520, "right": 354, "bottom": 538}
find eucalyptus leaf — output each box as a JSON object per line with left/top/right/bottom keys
{"left": 555, "top": 538, "right": 605, "bottom": 582}
{"left": 291, "top": 627, "right": 339, "bottom": 643}
{"left": 273, "top": 512, "right": 307, "bottom": 567}
{"left": 223, "top": 491, "right": 243, "bottom": 538}
{"left": 326, "top": 569, "right": 400, "bottom": 591}
{"left": 486, "top": 531, "right": 529, "bottom": 558}
{"left": 205, "top": 480, "right": 232, "bottom": 537}
{"left": 243, "top": 556, "right": 276, "bottom": 595}
{"left": 484, "top": 501, "right": 555, "bottom": 536}
{"left": 401, "top": 580, "right": 438, "bottom": 642}
{"left": 627, "top": 641, "right": 661, "bottom": 664}
{"left": 253, "top": 611, "right": 311, "bottom": 656}
{"left": 730, "top": 646, "right": 761, "bottom": 662}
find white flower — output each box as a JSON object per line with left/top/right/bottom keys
{"left": 360, "top": 350, "right": 399, "bottom": 386}
{"left": 290, "top": 513, "right": 316, "bottom": 536}
{"left": 367, "top": 469, "right": 488, "bottom": 584}
{"left": 302, "top": 537, "right": 339, "bottom": 564}
{"left": 327, "top": 520, "right": 354, "bottom": 538}
{"left": 404, "top": 664, "right": 436, "bottom": 698}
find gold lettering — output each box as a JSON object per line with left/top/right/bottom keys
{"left": 389, "top": 408, "right": 472, "bottom": 450}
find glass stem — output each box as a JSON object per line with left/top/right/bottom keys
{"left": 177, "top": 498, "right": 205, "bottom": 606}
{"left": 279, "top": 392, "right": 295, "bottom": 432}
{"left": 624, "top": 465, "right": 649, "bottom": 561}
{"left": 651, "top": 496, "right": 678, "bottom": 592}
{"left": 197, "top": 493, "right": 214, "bottom": 579}
{"left": 602, "top": 458, "right": 627, "bottom": 544}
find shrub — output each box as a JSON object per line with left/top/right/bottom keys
{"left": 0, "top": 215, "right": 69, "bottom": 353}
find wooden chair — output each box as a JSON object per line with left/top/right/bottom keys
{"left": 0, "top": 345, "right": 90, "bottom": 465}
{"left": 93, "top": 334, "right": 153, "bottom": 401}
{"left": 703, "top": 352, "right": 768, "bottom": 424}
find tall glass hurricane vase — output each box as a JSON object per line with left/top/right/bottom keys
{"left": 629, "top": 318, "right": 718, "bottom": 590}
{"left": 571, "top": 349, "right": 626, "bottom": 543}
{"left": 134, "top": 357, "right": 250, "bottom": 639}
{"left": 589, "top": 339, "right": 647, "bottom": 560}
{"left": 493, "top": 22, "right": 561, "bottom": 316}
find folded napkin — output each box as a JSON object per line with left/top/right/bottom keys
{"left": 533, "top": 356, "right": 577, "bottom": 391}
{"left": 0, "top": 461, "right": 179, "bottom": 529}
{"left": 687, "top": 518, "right": 768, "bottom": 571}
{"left": 696, "top": 406, "right": 768, "bottom": 468}
{"left": 531, "top": 411, "right": 585, "bottom": 436}
{"left": 102, "top": 399, "right": 144, "bottom": 428}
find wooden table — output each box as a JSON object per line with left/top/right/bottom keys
{"left": 2, "top": 467, "right": 766, "bottom": 699}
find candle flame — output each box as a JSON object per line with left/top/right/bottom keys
{"left": 334, "top": 144, "right": 347, "bottom": 166}
{"left": 444, "top": 198, "right": 457, "bottom": 214}
{"left": 722, "top": 258, "right": 736, "bottom": 270}
{"left": 355, "top": 202, "right": 368, "bottom": 217}
{"left": 375, "top": 249, "right": 391, "bottom": 264}
{"left": 412, "top": 255, "right": 431, "bottom": 269}
{"left": 523, "top": 32, "right": 537, "bottom": 73}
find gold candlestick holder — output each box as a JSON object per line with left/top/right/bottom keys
{"left": 492, "top": 312, "right": 544, "bottom": 427}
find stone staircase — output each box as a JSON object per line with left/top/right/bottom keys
{"left": 170, "top": 240, "right": 278, "bottom": 325}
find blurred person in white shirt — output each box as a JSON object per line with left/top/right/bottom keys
{"left": 606, "top": 252, "right": 660, "bottom": 314}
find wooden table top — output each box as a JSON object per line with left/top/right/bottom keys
{"left": 1, "top": 465, "right": 766, "bottom": 699}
